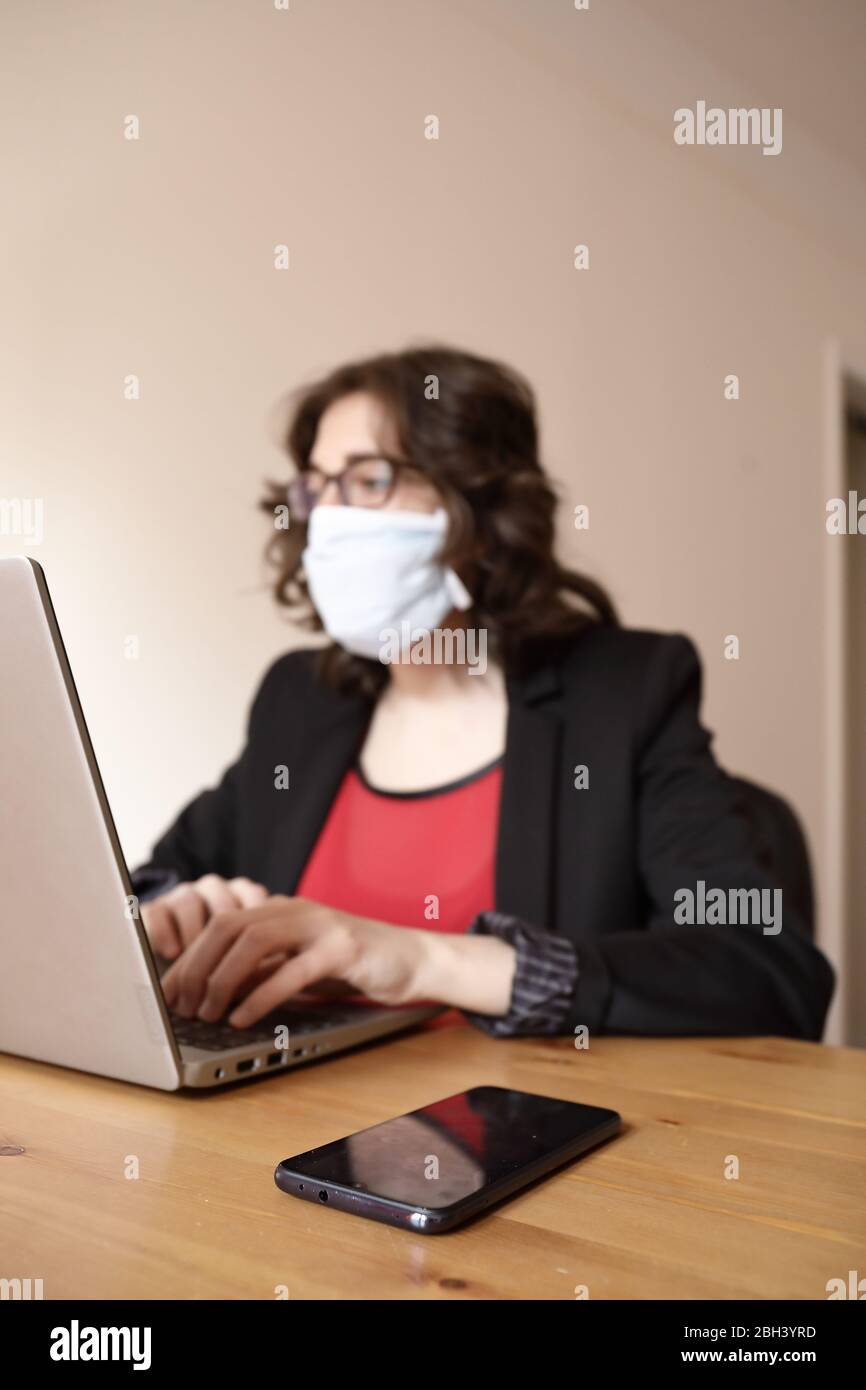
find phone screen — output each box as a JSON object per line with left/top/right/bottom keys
{"left": 279, "top": 1086, "right": 619, "bottom": 1211}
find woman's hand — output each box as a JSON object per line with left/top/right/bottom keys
{"left": 158, "top": 896, "right": 517, "bottom": 1026}
{"left": 160, "top": 898, "right": 428, "bottom": 1023}
{"left": 140, "top": 874, "right": 269, "bottom": 960}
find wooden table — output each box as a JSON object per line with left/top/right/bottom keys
{"left": 1, "top": 1019, "right": 864, "bottom": 1300}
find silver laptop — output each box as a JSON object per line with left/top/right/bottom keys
{"left": 0, "top": 557, "right": 439, "bottom": 1089}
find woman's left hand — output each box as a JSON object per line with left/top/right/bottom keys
{"left": 159, "top": 897, "right": 435, "bottom": 1026}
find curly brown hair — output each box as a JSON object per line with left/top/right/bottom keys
{"left": 260, "top": 343, "right": 617, "bottom": 695}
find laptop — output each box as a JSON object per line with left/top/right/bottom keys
{"left": 0, "top": 557, "right": 440, "bottom": 1089}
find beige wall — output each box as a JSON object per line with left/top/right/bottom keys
{"left": 2, "top": 0, "right": 865, "bottom": 1039}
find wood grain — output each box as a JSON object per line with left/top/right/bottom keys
{"left": 1, "top": 1021, "right": 864, "bottom": 1300}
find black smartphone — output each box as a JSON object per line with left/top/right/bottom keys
{"left": 274, "top": 1085, "right": 621, "bottom": 1233}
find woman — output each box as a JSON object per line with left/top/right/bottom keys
{"left": 136, "top": 344, "right": 834, "bottom": 1040}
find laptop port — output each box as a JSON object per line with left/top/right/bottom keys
{"left": 215, "top": 1067, "right": 225, "bottom": 1080}
{"left": 236, "top": 1058, "right": 256, "bottom": 1073}
{"left": 292, "top": 1047, "right": 307, "bottom": 1057}
{"left": 266, "top": 1051, "right": 284, "bottom": 1067}
{"left": 318, "top": 1190, "right": 329, "bottom": 1203}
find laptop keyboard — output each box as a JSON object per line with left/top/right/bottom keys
{"left": 169, "top": 1004, "right": 371, "bottom": 1052}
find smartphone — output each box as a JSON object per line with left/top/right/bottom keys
{"left": 274, "top": 1084, "right": 621, "bottom": 1233}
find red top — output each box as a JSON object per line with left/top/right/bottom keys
{"left": 296, "top": 759, "right": 503, "bottom": 933}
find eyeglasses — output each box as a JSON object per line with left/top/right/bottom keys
{"left": 287, "top": 455, "right": 425, "bottom": 521}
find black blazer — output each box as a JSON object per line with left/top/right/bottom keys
{"left": 132, "top": 627, "right": 834, "bottom": 1040}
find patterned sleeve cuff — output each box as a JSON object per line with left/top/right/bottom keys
{"left": 461, "top": 911, "right": 578, "bottom": 1037}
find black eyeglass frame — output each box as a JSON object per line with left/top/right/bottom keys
{"left": 286, "top": 454, "right": 428, "bottom": 520}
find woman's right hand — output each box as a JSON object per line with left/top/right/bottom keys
{"left": 140, "top": 874, "right": 269, "bottom": 961}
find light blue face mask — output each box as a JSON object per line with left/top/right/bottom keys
{"left": 301, "top": 505, "right": 472, "bottom": 661}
